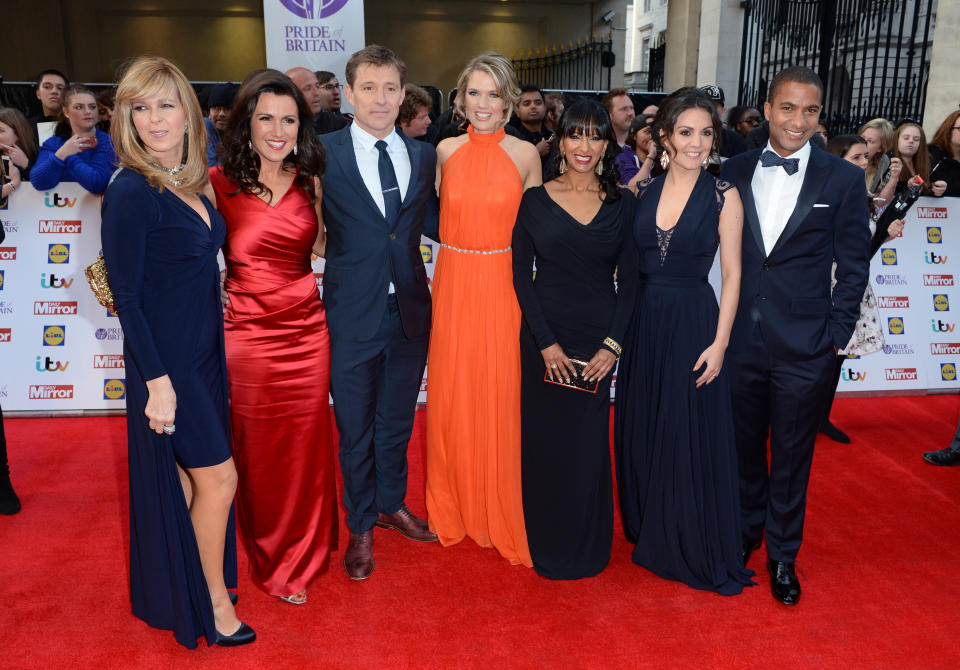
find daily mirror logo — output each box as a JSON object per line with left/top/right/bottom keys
{"left": 39, "top": 220, "right": 82, "bottom": 234}
{"left": 0, "top": 247, "right": 16, "bottom": 261}
{"left": 917, "top": 206, "right": 948, "bottom": 219}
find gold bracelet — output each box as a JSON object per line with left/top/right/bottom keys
{"left": 603, "top": 337, "right": 622, "bottom": 356}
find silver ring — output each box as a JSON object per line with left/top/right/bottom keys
{"left": 162, "top": 424, "right": 176, "bottom": 435}
{"left": 551, "top": 364, "right": 558, "bottom": 368}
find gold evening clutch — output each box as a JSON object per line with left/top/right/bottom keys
{"left": 85, "top": 254, "right": 115, "bottom": 311}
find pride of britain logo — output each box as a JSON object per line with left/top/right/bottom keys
{"left": 279, "top": 0, "right": 348, "bottom": 19}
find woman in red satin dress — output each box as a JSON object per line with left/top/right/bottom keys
{"left": 210, "top": 69, "right": 337, "bottom": 605}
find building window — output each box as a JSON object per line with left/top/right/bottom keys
{"left": 641, "top": 37, "right": 651, "bottom": 73}
{"left": 644, "top": 0, "right": 651, "bottom": 12}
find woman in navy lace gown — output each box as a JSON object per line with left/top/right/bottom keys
{"left": 614, "top": 88, "right": 754, "bottom": 595}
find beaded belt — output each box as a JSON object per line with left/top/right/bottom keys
{"left": 438, "top": 243, "right": 511, "bottom": 255}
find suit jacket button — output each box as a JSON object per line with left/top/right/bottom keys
{"left": 389, "top": 233, "right": 396, "bottom": 240}
{"left": 762, "top": 262, "right": 770, "bottom": 271}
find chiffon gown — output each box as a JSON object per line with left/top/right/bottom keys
{"left": 210, "top": 168, "right": 338, "bottom": 597}
{"left": 425, "top": 125, "right": 532, "bottom": 566}
{"left": 100, "top": 168, "right": 237, "bottom": 649}
{"left": 614, "top": 171, "right": 755, "bottom": 595}
{"left": 512, "top": 186, "right": 638, "bottom": 579}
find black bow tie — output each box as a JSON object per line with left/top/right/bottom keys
{"left": 760, "top": 150, "right": 800, "bottom": 175}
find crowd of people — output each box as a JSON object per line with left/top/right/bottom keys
{"left": 0, "top": 45, "right": 959, "bottom": 651}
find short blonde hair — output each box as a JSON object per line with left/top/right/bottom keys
{"left": 858, "top": 117, "right": 895, "bottom": 154}
{"left": 453, "top": 53, "right": 520, "bottom": 126}
{"left": 111, "top": 56, "right": 208, "bottom": 193}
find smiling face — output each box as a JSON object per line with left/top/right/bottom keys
{"left": 561, "top": 124, "right": 607, "bottom": 175}
{"left": 249, "top": 92, "right": 299, "bottom": 166}
{"left": 663, "top": 107, "right": 715, "bottom": 171}
{"left": 897, "top": 125, "right": 922, "bottom": 158}
{"left": 763, "top": 81, "right": 822, "bottom": 156}
{"left": 64, "top": 93, "right": 99, "bottom": 135}
{"left": 130, "top": 87, "right": 187, "bottom": 167}
{"left": 463, "top": 70, "right": 506, "bottom": 133}
{"left": 843, "top": 142, "right": 869, "bottom": 170}
{"left": 345, "top": 63, "right": 404, "bottom": 139}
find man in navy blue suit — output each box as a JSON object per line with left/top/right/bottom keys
{"left": 318, "top": 45, "right": 440, "bottom": 580}
{"left": 720, "top": 67, "right": 870, "bottom": 605}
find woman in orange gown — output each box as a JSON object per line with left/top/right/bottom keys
{"left": 426, "top": 53, "right": 543, "bottom": 565}
{"left": 211, "top": 69, "right": 337, "bottom": 604}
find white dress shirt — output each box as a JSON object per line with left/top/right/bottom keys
{"left": 751, "top": 141, "right": 811, "bottom": 255}
{"left": 349, "top": 123, "right": 412, "bottom": 295}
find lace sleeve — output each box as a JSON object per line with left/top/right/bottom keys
{"left": 714, "top": 177, "right": 735, "bottom": 215}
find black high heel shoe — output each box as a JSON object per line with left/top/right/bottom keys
{"left": 215, "top": 622, "right": 256, "bottom": 647}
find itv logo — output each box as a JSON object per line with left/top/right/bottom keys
{"left": 925, "top": 252, "right": 948, "bottom": 265}
{"left": 35, "top": 355, "right": 69, "bottom": 372}
{"left": 44, "top": 192, "right": 78, "bottom": 208}
{"left": 932, "top": 319, "right": 957, "bottom": 333}
{"left": 841, "top": 368, "right": 867, "bottom": 382}
{"left": 40, "top": 273, "right": 74, "bottom": 289}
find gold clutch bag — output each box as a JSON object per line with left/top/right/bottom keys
{"left": 85, "top": 254, "right": 115, "bottom": 311}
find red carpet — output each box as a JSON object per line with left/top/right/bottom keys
{"left": 2, "top": 396, "right": 959, "bottom": 669}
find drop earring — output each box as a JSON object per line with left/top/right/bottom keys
{"left": 293, "top": 142, "right": 298, "bottom": 156}
{"left": 559, "top": 153, "right": 567, "bottom": 175}
{"left": 596, "top": 157, "right": 603, "bottom": 176}
{"left": 248, "top": 140, "right": 253, "bottom": 150}
{"left": 660, "top": 150, "right": 670, "bottom": 170}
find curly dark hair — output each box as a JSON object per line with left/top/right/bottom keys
{"left": 218, "top": 68, "right": 325, "bottom": 204}
{"left": 552, "top": 98, "right": 622, "bottom": 203}
{"left": 651, "top": 87, "right": 722, "bottom": 174}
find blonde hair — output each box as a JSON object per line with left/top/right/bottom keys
{"left": 453, "top": 52, "right": 520, "bottom": 126}
{"left": 111, "top": 56, "right": 208, "bottom": 193}
{"left": 858, "top": 117, "right": 894, "bottom": 187}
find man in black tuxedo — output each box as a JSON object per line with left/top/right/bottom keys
{"left": 318, "top": 45, "right": 440, "bottom": 580}
{"left": 720, "top": 66, "right": 870, "bottom": 605}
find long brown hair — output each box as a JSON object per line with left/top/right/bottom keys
{"left": 651, "top": 86, "right": 722, "bottom": 174}
{"left": 892, "top": 122, "right": 932, "bottom": 192}
{"left": 54, "top": 85, "right": 97, "bottom": 140}
{"left": 0, "top": 107, "right": 38, "bottom": 164}
{"left": 930, "top": 109, "right": 960, "bottom": 159}
{"left": 218, "top": 68, "right": 325, "bottom": 204}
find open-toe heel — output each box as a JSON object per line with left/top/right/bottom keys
{"left": 278, "top": 590, "right": 307, "bottom": 605}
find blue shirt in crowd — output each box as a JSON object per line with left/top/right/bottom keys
{"left": 31, "top": 128, "right": 117, "bottom": 195}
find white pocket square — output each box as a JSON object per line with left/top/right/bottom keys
{"left": 813, "top": 203, "right": 830, "bottom": 208}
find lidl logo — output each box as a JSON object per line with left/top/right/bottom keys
{"left": 881, "top": 248, "right": 897, "bottom": 265}
{"left": 887, "top": 317, "right": 904, "bottom": 335}
{"left": 47, "top": 243, "right": 70, "bottom": 264}
{"left": 934, "top": 294, "right": 950, "bottom": 312}
{"left": 103, "top": 378, "right": 126, "bottom": 400}
{"left": 42, "top": 325, "right": 65, "bottom": 346}
{"left": 941, "top": 363, "right": 957, "bottom": 381}
{"left": 927, "top": 227, "right": 942, "bottom": 244}
{"left": 106, "top": 305, "right": 118, "bottom": 317}
{"left": 420, "top": 244, "right": 433, "bottom": 263}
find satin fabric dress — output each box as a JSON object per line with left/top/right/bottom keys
{"left": 425, "top": 126, "right": 532, "bottom": 566}
{"left": 614, "top": 172, "right": 755, "bottom": 595}
{"left": 101, "top": 168, "right": 237, "bottom": 648}
{"left": 210, "top": 168, "right": 338, "bottom": 597}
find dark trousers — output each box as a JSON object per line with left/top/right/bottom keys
{"left": 329, "top": 295, "right": 429, "bottom": 534}
{"left": 729, "top": 322, "right": 835, "bottom": 562}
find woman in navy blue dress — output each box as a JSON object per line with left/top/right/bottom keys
{"left": 101, "top": 56, "right": 254, "bottom": 648}
{"left": 614, "top": 88, "right": 754, "bottom": 595}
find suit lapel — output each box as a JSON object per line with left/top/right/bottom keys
{"left": 334, "top": 128, "right": 388, "bottom": 223}
{"left": 769, "top": 145, "right": 831, "bottom": 256}
{"left": 737, "top": 151, "right": 766, "bottom": 258}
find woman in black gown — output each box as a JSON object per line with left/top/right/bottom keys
{"left": 101, "top": 56, "right": 254, "bottom": 647}
{"left": 614, "top": 87, "right": 754, "bottom": 595}
{"left": 512, "top": 99, "right": 638, "bottom": 579}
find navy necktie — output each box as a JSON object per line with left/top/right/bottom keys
{"left": 760, "top": 149, "right": 800, "bottom": 176}
{"left": 375, "top": 139, "right": 402, "bottom": 224}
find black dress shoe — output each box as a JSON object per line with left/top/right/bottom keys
{"left": 0, "top": 473, "right": 21, "bottom": 516}
{"left": 215, "top": 622, "right": 256, "bottom": 647}
{"left": 819, "top": 420, "right": 851, "bottom": 444}
{"left": 923, "top": 447, "right": 960, "bottom": 466}
{"left": 742, "top": 536, "right": 762, "bottom": 564}
{"left": 767, "top": 560, "right": 801, "bottom": 605}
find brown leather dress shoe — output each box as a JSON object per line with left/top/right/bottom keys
{"left": 375, "top": 503, "right": 438, "bottom": 542}
{"left": 344, "top": 530, "right": 374, "bottom": 580}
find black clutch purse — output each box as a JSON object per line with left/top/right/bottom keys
{"left": 543, "top": 356, "right": 599, "bottom": 394}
